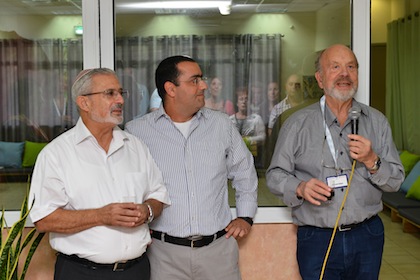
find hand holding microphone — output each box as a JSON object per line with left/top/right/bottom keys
{"left": 349, "top": 107, "right": 361, "bottom": 135}
{"left": 347, "top": 107, "right": 377, "bottom": 166}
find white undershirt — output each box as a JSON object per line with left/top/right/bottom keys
{"left": 174, "top": 118, "right": 193, "bottom": 138}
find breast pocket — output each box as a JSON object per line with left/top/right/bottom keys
{"left": 193, "top": 141, "right": 227, "bottom": 169}
{"left": 122, "top": 172, "right": 148, "bottom": 203}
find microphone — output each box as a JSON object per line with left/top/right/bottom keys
{"left": 349, "top": 107, "right": 361, "bottom": 135}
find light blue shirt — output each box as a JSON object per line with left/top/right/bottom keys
{"left": 149, "top": 89, "right": 162, "bottom": 111}
{"left": 125, "top": 107, "right": 258, "bottom": 237}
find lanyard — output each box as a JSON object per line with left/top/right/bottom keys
{"left": 320, "top": 95, "right": 338, "bottom": 167}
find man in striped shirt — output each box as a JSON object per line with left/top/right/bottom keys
{"left": 125, "top": 55, "right": 258, "bottom": 280}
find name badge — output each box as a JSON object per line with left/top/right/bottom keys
{"left": 326, "top": 174, "right": 348, "bottom": 189}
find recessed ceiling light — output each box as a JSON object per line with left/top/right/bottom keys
{"left": 118, "top": 1, "right": 231, "bottom": 10}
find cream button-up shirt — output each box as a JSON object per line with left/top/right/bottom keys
{"left": 29, "top": 118, "right": 170, "bottom": 263}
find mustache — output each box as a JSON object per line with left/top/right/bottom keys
{"left": 335, "top": 77, "right": 353, "bottom": 84}
{"left": 111, "top": 103, "right": 123, "bottom": 111}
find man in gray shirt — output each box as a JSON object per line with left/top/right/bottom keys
{"left": 266, "top": 44, "right": 404, "bottom": 280}
{"left": 126, "top": 55, "right": 258, "bottom": 280}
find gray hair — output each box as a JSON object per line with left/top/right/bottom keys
{"left": 314, "top": 49, "right": 325, "bottom": 73}
{"left": 71, "top": 68, "right": 116, "bottom": 102}
{"left": 314, "top": 45, "right": 359, "bottom": 73}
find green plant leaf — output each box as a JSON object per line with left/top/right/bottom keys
{"left": 0, "top": 179, "right": 44, "bottom": 280}
{"left": 20, "top": 231, "right": 45, "bottom": 280}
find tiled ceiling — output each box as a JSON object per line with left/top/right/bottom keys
{"left": 0, "top": 0, "right": 347, "bottom": 15}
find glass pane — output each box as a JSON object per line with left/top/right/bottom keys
{"left": 0, "top": 0, "right": 83, "bottom": 210}
{"left": 115, "top": 0, "right": 351, "bottom": 207}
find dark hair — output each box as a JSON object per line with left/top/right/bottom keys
{"left": 155, "top": 55, "right": 196, "bottom": 102}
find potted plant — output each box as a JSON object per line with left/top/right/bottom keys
{"left": 0, "top": 182, "right": 45, "bottom": 280}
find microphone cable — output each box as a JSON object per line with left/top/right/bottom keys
{"left": 319, "top": 159, "right": 357, "bottom": 280}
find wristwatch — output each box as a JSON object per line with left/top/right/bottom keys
{"left": 144, "top": 203, "right": 154, "bottom": 224}
{"left": 368, "top": 157, "right": 381, "bottom": 172}
{"left": 238, "top": 217, "right": 254, "bottom": 226}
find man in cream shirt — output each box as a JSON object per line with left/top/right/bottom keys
{"left": 29, "top": 68, "right": 170, "bottom": 280}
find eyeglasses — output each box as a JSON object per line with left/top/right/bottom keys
{"left": 321, "top": 136, "right": 352, "bottom": 173}
{"left": 177, "top": 76, "right": 208, "bottom": 86}
{"left": 82, "top": 88, "right": 129, "bottom": 99}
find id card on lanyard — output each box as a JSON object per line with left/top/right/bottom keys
{"left": 320, "top": 96, "right": 348, "bottom": 189}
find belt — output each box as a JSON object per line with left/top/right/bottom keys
{"left": 301, "top": 215, "right": 378, "bottom": 232}
{"left": 151, "top": 229, "right": 226, "bottom": 248}
{"left": 337, "top": 215, "right": 377, "bottom": 231}
{"left": 58, "top": 253, "right": 144, "bottom": 272}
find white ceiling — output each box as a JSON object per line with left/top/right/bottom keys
{"left": 0, "top": 0, "right": 348, "bottom": 15}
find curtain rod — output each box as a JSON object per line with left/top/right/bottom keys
{"left": 402, "top": 11, "right": 419, "bottom": 22}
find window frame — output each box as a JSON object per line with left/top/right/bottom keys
{"left": 4, "top": 0, "right": 371, "bottom": 226}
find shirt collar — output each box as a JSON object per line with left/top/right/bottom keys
{"left": 324, "top": 98, "right": 367, "bottom": 127}
{"left": 153, "top": 105, "right": 207, "bottom": 123}
{"left": 74, "top": 117, "right": 128, "bottom": 145}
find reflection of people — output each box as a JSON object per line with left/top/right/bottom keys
{"left": 268, "top": 74, "right": 305, "bottom": 135}
{"left": 149, "top": 88, "right": 162, "bottom": 112}
{"left": 266, "top": 81, "right": 280, "bottom": 114}
{"left": 266, "top": 44, "right": 404, "bottom": 280}
{"left": 249, "top": 81, "right": 269, "bottom": 124}
{"left": 29, "top": 68, "right": 170, "bottom": 280}
{"left": 125, "top": 56, "right": 258, "bottom": 280}
{"left": 230, "top": 87, "right": 266, "bottom": 168}
{"left": 204, "top": 77, "right": 235, "bottom": 115}
{"left": 120, "top": 67, "right": 150, "bottom": 120}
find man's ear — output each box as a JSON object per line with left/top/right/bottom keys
{"left": 76, "top": 96, "right": 89, "bottom": 112}
{"left": 314, "top": 71, "right": 324, "bottom": 89}
{"left": 164, "top": 81, "right": 176, "bottom": 98}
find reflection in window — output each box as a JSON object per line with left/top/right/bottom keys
{"left": 1, "top": 39, "right": 82, "bottom": 142}
{"left": 0, "top": 1, "right": 83, "bottom": 210}
{"left": 0, "top": 0, "right": 351, "bottom": 210}
{"left": 115, "top": 0, "right": 350, "bottom": 207}
{"left": 115, "top": 34, "right": 281, "bottom": 122}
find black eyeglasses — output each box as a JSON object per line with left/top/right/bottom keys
{"left": 176, "top": 76, "right": 208, "bottom": 86}
{"left": 82, "top": 88, "right": 129, "bottom": 99}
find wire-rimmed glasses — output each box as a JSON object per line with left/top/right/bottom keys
{"left": 82, "top": 88, "right": 129, "bottom": 100}
{"left": 321, "top": 136, "right": 352, "bottom": 174}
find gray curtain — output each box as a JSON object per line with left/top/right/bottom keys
{"left": 0, "top": 38, "right": 82, "bottom": 142}
{"left": 115, "top": 34, "right": 282, "bottom": 124}
{"left": 1, "top": 34, "right": 281, "bottom": 141}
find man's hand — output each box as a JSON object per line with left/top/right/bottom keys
{"left": 99, "top": 202, "right": 150, "bottom": 227}
{"left": 35, "top": 202, "right": 149, "bottom": 234}
{"left": 296, "top": 179, "right": 332, "bottom": 206}
{"left": 348, "top": 134, "right": 377, "bottom": 169}
{"left": 225, "top": 218, "right": 252, "bottom": 239}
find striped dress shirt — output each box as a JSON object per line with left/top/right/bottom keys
{"left": 125, "top": 107, "right": 258, "bottom": 237}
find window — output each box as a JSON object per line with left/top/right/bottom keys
{"left": 0, "top": 0, "right": 83, "bottom": 211}
{"left": 114, "top": 0, "right": 351, "bottom": 207}
{"left": 1, "top": 0, "right": 371, "bottom": 224}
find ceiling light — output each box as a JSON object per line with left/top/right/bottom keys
{"left": 118, "top": 1, "right": 231, "bottom": 10}
{"left": 219, "top": 5, "right": 231, "bottom": 15}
